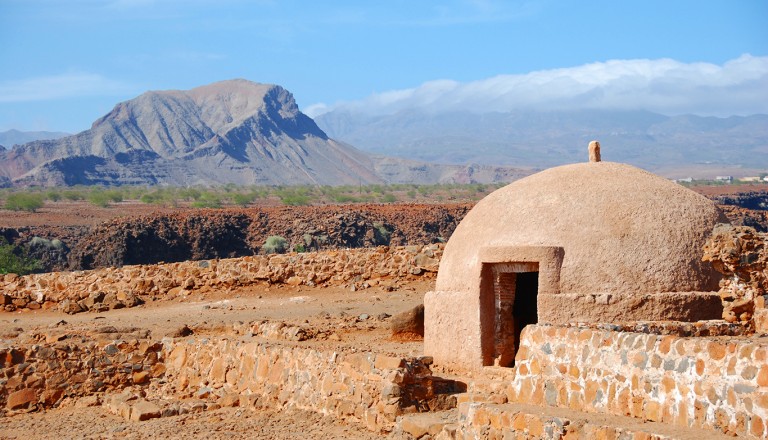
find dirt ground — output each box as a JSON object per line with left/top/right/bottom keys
{"left": 0, "top": 406, "right": 384, "bottom": 440}
{"left": 0, "top": 280, "right": 432, "bottom": 439}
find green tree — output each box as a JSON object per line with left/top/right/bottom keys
{"left": 191, "top": 192, "right": 222, "bottom": 208}
{"left": 4, "top": 193, "right": 44, "bottom": 212}
{"left": 0, "top": 239, "right": 41, "bottom": 275}
{"left": 232, "top": 192, "right": 256, "bottom": 207}
{"left": 87, "top": 191, "right": 112, "bottom": 208}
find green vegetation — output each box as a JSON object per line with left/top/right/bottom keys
{"left": 0, "top": 239, "right": 41, "bottom": 275}
{"left": 262, "top": 235, "right": 288, "bottom": 254}
{"left": 231, "top": 192, "right": 257, "bottom": 207}
{"left": 87, "top": 189, "right": 123, "bottom": 207}
{"left": 373, "top": 221, "right": 391, "bottom": 245}
{"left": 4, "top": 193, "right": 44, "bottom": 212}
{"left": 191, "top": 192, "right": 222, "bottom": 208}
{"left": 275, "top": 187, "right": 311, "bottom": 206}
{"left": 0, "top": 181, "right": 508, "bottom": 213}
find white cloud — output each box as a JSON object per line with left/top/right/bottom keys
{"left": 0, "top": 72, "right": 136, "bottom": 103}
{"left": 313, "top": 55, "right": 768, "bottom": 117}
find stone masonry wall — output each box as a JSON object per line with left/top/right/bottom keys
{"left": 702, "top": 224, "right": 768, "bottom": 331}
{"left": 493, "top": 325, "right": 768, "bottom": 439}
{"left": 1, "top": 244, "right": 442, "bottom": 313}
{"left": 161, "top": 338, "right": 456, "bottom": 432}
{"left": 0, "top": 328, "right": 164, "bottom": 412}
{"left": 1, "top": 329, "right": 458, "bottom": 432}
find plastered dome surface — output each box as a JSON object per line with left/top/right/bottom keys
{"left": 436, "top": 161, "right": 724, "bottom": 296}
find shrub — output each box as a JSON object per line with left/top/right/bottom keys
{"left": 0, "top": 239, "right": 41, "bottom": 275}
{"left": 332, "top": 194, "right": 358, "bottom": 203}
{"left": 62, "top": 190, "right": 84, "bottom": 201}
{"left": 4, "top": 193, "right": 44, "bottom": 212}
{"left": 46, "top": 190, "right": 62, "bottom": 202}
{"left": 232, "top": 192, "right": 256, "bottom": 207}
{"left": 191, "top": 192, "right": 222, "bottom": 208}
{"left": 87, "top": 191, "right": 112, "bottom": 208}
{"left": 275, "top": 188, "right": 311, "bottom": 206}
{"left": 262, "top": 235, "right": 288, "bottom": 254}
{"left": 29, "top": 236, "right": 65, "bottom": 251}
{"left": 373, "top": 221, "right": 391, "bottom": 245}
{"left": 293, "top": 244, "right": 306, "bottom": 253}
{"left": 179, "top": 188, "right": 202, "bottom": 201}
{"left": 381, "top": 193, "right": 397, "bottom": 203}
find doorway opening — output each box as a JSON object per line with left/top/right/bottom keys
{"left": 489, "top": 264, "right": 539, "bottom": 367}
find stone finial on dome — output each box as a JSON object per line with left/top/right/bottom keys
{"left": 588, "top": 141, "right": 601, "bottom": 162}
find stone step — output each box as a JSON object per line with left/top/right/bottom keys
{"left": 394, "top": 399, "right": 741, "bottom": 440}
{"left": 439, "top": 401, "right": 740, "bottom": 440}
{"left": 395, "top": 410, "right": 458, "bottom": 439}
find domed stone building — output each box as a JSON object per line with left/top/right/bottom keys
{"left": 424, "top": 146, "right": 727, "bottom": 369}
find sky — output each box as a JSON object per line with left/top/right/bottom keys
{"left": 0, "top": 0, "right": 766, "bottom": 133}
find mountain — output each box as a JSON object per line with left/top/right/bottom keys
{"left": 0, "top": 80, "right": 528, "bottom": 187}
{"left": 0, "top": 129, "right": 69, "bottom": 148}
{"left": 314, "top": 109, "right": 768, "bottom": 173}
{"left": 0, "top": 80, "right": 384, "bottom": 186}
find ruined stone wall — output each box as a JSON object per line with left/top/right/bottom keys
{"left": 702, "top": 225, "right": 768, "bottom": 331}
{"left": 485, "top": 325, "right": 768, "bottom": 439}
{"left": 1, "top": 329, "right": 457, "bottom": 432}
{"left": 1, "top": 244, "right": 442, "bottom": 313}
{"left": 0, "top": 328, "right": 164, "bottom": 412}
{"left": 162, "top": 339, "right": 451, "bottom": 432}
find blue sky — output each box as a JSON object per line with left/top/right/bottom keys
{"left": 0, "top": 0, "right": 766, "bottom": 133}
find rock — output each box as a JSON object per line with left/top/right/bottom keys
{"left": 169, "top": 324, "right": 194, "bottom": 338}
{"left": 75, "top": 394, "right": 101, "bottom": 408}
{"left": 59, "top": 299, "right": 85, "bottom": 315}
{"left": 129, "top": 400, "right": 162, "bottom": 422}
{"left": 7, "top": 388, "right": 36, "bottom": 410}
{"left": 133, "top": 371, "right": 150, "bottom": 384}
{"left": 703, "top": 224, "right": 767, "bottom": 324}
{"left": 286, "top": 276, "right": 303, "bottom": 286}
{"left": 391, "top": 304, "right": 425, "bottom": 339}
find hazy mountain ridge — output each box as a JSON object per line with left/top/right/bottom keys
{"left": 315, "top": 109, "right": 768, "bottom": 171}
{"left": 0, "top": 129, "right": 70, "bottom": 148}
{"left": 0, "top": 80, "right": 527, "bottom": 187}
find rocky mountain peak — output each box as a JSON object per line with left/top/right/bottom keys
{"left": 0, "top": 80, "right": 526, "bottom": 187}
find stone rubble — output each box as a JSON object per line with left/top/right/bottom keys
{"left": 0, "top": 244, "right": 443, "bottom": 314}
{"left": 703, "top": 224, "right": 768, "bottom": 330}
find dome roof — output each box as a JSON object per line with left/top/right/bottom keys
{"left": 436, "top": 162, "right": 725, "bottom": 296}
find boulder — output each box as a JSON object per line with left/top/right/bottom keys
{"left": 391, "top": 304, "right": 425, "bottom": 340}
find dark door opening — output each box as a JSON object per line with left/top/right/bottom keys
{"left": 512, "top": 271, "right": 538, "bottom": 361}
{"left": 489, "top": 267, "right": 539, "bottom": 367}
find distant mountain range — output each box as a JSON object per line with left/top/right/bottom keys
{"left": 0, "top": 129, "right": 69, "bottom": 148}
{"left": 0, "top": 80, "right": 528, "bottom": 187}
{"left": 6, "top": 79, "right": 763, "bottom": 188}
{"left": 314, "top": 109, "right": 768, "bottom": 174}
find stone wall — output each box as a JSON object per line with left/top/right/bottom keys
{"left": 702, "top": 224, "right": 768, "bottom": 331}
{"left": 0, "top": 328, "right": 164, "bottom": 412}
{"left": 1, "top": 329, "right": 462, "bottom": 432}
{"left": 161, "top": 338, "right": 458, "bottom": 432}
{"left": 1, "top": 244, "right": 442, "bottom": 313}
{"left": 481, "top": 324, "right": 768, "bottom": 439}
